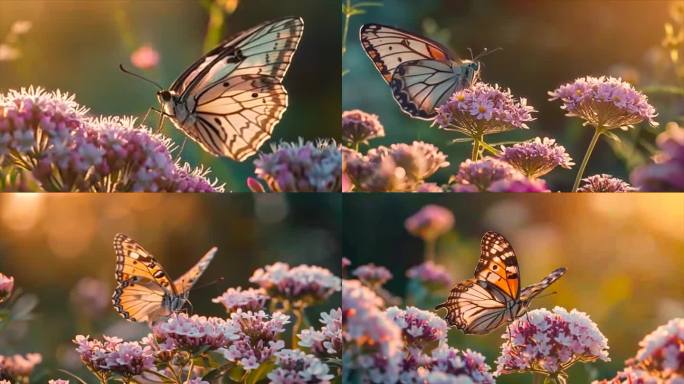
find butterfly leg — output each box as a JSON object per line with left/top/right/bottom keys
{"left": 155, "top": 113, "right": 166, "bottom": 134}
{"left": 178, "top": 137, "right": 188, "bottom": 156}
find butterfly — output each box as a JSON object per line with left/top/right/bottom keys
{"left": 155, "top": 17, "right": 304, "bottom": 161}
{"left": 360, "top": 23, "right": 481, "bottom": 120}
{"left": 111, "top": 233, "right": 217, "bottom": 323}
{"left": 435, "top": 231, "right": 566, "bottom": 335}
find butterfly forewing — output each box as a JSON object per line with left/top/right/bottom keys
{"left": 475, "top": 231, "right": 520, "bottom": 299}
{"left": 167, "top": 17, "right": 303, "bottom": 160}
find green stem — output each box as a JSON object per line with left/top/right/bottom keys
{"left": 572, "top": 127, "right": 604, "bottom": 192}
{"left": 292, "top": 308, "right": 304, "bottom": 349}
{"left": 471, "top": 135, "right": 483, "bottom": 161}
{"left": 424, "top": 238, "right": 436, "bottom": 261}
{"left": 342, "top": 0, "right": 351, "bottom": 56}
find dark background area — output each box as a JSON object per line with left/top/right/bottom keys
{"left": 0, "top": 194, "right": 341, "bottom": 379}
{"left": 343, "top": 0, "right": 682, "bottom": 189}
{"left": 0, "top": 0, "right": 341, "bottom": 191}
{"left": 343, "top": 193, "right": 684, "bottom": 383}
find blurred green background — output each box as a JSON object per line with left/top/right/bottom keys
{"left": 0, "top": 0, "right": 341, "bottom": 191}
{"left": 343, "top": 193, "right": 684, "bottom": 383}
{"left": 343, "top": 0, "right": 684, "bottom": 190}
{"left": 0, "top": 194, "right": 341, "bottom": 380}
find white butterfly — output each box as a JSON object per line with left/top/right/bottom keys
{"left": 111, "top": 233, "right": 217, "bottom": 323}
{"left": 154, "top": 17, "right": 304, "bottom": 161}
{"left": 360, "top": 23, "right": 480, "bottom": 120}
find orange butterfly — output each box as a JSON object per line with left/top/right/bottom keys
{"left": 436, "top": 231, "right": 566, "bottom": 334}
{"left": 360, "top": 23, "right": 480, "bottom": 120}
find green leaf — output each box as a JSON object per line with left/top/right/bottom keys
{"left": 245, "top": 361, "right": 276, "bottom": 384}
{"left": 227, "top": 365, "right": 245, "bottom": 382}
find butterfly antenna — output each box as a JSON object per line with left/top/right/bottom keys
{"left": 119, "top": 64, "right": 164, "bottom": 90}
{"left": 467, "top": 47, "right": 474, "bottom": 61}
{"left": 474, "top": 47, "right": 503, "bottom": 61}
{"left": 193, "top": 277, "right": 225, "bottom": 292}
{"left": 535, "top": 290, "right": 558, "bottom": 300}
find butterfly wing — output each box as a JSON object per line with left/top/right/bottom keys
{"left": 519, "top": 267, "right": 566, "bottom": 303}
{"left": 474, "top": 231, "right": 520, "bottom": 300}
{"left": 173, "top": 247, "right": 217, "bottom": 294}
{"left": 360, "top": 23, "right": 454, "bottom": 83}
{"left": 173, "top": 17, "right": 303, "bottom": 160}
{"left": 390, "top": 60, "right": 462, "bottom": 119}
{"left": 435, "top": 278, "right": 512, "bottom": 334}
{"left": 112, "top": 233, "right": 176, "bottom": 322}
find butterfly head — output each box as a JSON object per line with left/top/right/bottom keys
{"left": 461, "top": 60, "right": 481, "bottom": 83}
{"left": 157, "top": 90, "right": 191, "bottom": 122}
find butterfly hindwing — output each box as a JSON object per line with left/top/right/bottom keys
{"left": 167, "top": 17, "right": 303, "bottom": 161}
{"left": 390, "top": 60, "right": 461, "bottom": 119}
{"left": 173, "top": 246, "right": 218, "bottom": 294}
{"left": 475, "top": 231, "right": 520, "bottom": 299}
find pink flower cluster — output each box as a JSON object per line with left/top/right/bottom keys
{"left": 73, "top": 335, "right": 154, "bottom": 378}
{"left": 495, "top": 307, "right": 610, "bottom": 376}
{"left": 343, "top": 279, "right": 403, "bottom": 383}
{"left": 0, "top": 353, "right": 42, "bottom": 379}
{"left": 435, "top": 82, "right": 536, "bottom": 137}
{"left": 549, "top": 76, "right": 658, "bottom": 129}
{"left": 449, "top": 157, "right": 550, "bottom": 192}
{"left": 211, "top": 287, "right": 269, "bottom": 313}
{"left": 404, "top": 204, "right": 454, "bottom": 241}
{"left": 249, "top": 262, "right": 341, "bottom": 307}
{"left": 578, "top": 174, "right": 636, "bottom": 192}
{"left": 631, "top": 122, "right": 684, "bottom": 191}
{"left": 498, "top": 137, "right": 574, "bottom": 178}
{"left": 252, "top": 139, "right": 342, "bottom": 192}
{"left": 385, "top": 306, "right": 448, "bottom": 351}
{"left": 416, "top": 345, "right": 496, "bottom": 384}
{"left": 342, "top": 109, "right": 385, "bottom": 147}
{"left": 0, "top": 87, "right": 222, "bottom": 192}
{"left": 344, "top": 141, "right": 449, "bottom": 192}
{"left": 352, "top": 264, "right": 393, "bottom": 287}
{"left": 406, "top": 261, "right": 453, "bottom": 289}
{"left": 150, "top": 313, "right": 233, "bottom": 352}
{"left": 221, "top": 310, "right": 290, "bottom": 371}
{"left": 267, "top": 349, "right": 334, "bottom": 384}
{"left": 298, "top": 308, "right": 342, "bottom": 358}
{"left": 592, "top": 366, "right": 664, "bottom": 384}
{"left": 0, "top": 273, "right": 13, "bottom": 303}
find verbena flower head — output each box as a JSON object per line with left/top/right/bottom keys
{"left": 342, "top": 109, "right": 385, "bottom": 147}
{"left": 549, "top": 76, "right": 658, "bottom": 129}
{"left": 212, "top": 287, "right": 269, "bottom": 314}
{"left": 0, "top": 87, "right": 223, "bottom": 192}
{"left": 69, "top": 277, "right": 109, "bottom": 319}
{"left": 345, "top": 141, "right": 449, "bottom": 192}
{"left": 499, "top": 137, "right": 574, "bottom": 177}
{"left": 577, "top": 174, "right": 636, "bottom": 192}
{"left": 495, "top": 307, "right": 610, "bottom": 377}
{"left": 591, "top": 366, "right": 663, "bottom": 384}
{"left": 298, "top": 308, "right": 342, "bottom": 358}
{"left": 0, "top": 353, "right": 42, "bottom": 380}
{"left": 487, "top": 177, "right": 550, "bottom": 192}
{"left": 267, "top": 349, "right": 334, "bottom": 384}
{"left": 406, "top": 261, "right": 453, "bottom": 289}
{"left": 342, "top": 280, "right": 403, "bottom": 383}
{"left": 151, "top": 313, "right": 233, "bottom": 352}
{"left": 222, "top": 310, "right": 289, "bottom": 371}
{"left": 449, "top": 157, "right": 524, "bottom": 192}
{"left": 0, "top": 273, "right": 14, "bottom": 303}
{"left": 73, "top": 335, "right": 154, "bottom": 378}
{"left": 436, "top": 82, "right": 535, "bottom": 137}
{"left": 633, "top": 318, "right": 684, "bottom": 380}
{"left": 430, "top": 345, "right": 496, "bottom": 384}
{"left": 249, "top": 262, "right": 341, "bottom": 307}
{"left": 253, "top": 139, "right": 341, "bottom": 192}
{"left": 405, "top": 205, "right": 455, "bottom": 241}
{"left": 385, "top": 306, "right": 448, "bottom": 352}
{"left": 631, "top": 122, "right": 684, "bottom": 191}
{"left": 352, "top": 264, "right": 393, "bottom": 287}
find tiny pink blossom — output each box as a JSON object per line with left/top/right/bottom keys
{"left": 130, "top": 44, "right": 160, "bottom": 70}
{"left": 221, "top": 310, "right": 290, "bottom": 371}
{"left": 212, "top": 287, "right": 269, "bottom": 313}
{"left": 406, "top": 261, "right": 453, "bottom": 289}
{"left": 0, "top": 273, "right": 14, "bottom": 303}
{"left": 404, "top": 205, "right": 454, "bottom": 241}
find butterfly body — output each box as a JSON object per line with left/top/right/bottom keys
{"left": 158, "top": 17, "right": 303, "bottom": 161}
{"left": 360, "top": 23, "right": 480, "bottom": 119}
{"left": 436, "top": 231, "right": 566, "bottom": 335}
{"left": 111, "top": 233, "right": 217, "bottom": 323}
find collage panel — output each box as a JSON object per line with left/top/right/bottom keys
{"left": 342, "top": 0, "right": 684, "bottom": 192}
{"left": 343, "top": 193, "right": 684, "bottom": 383}
{"left": 0, "top": 194, "right": 342, "bottom": 382}
{"left": 0, "top": 0, "right": 341, "bottom": 192}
